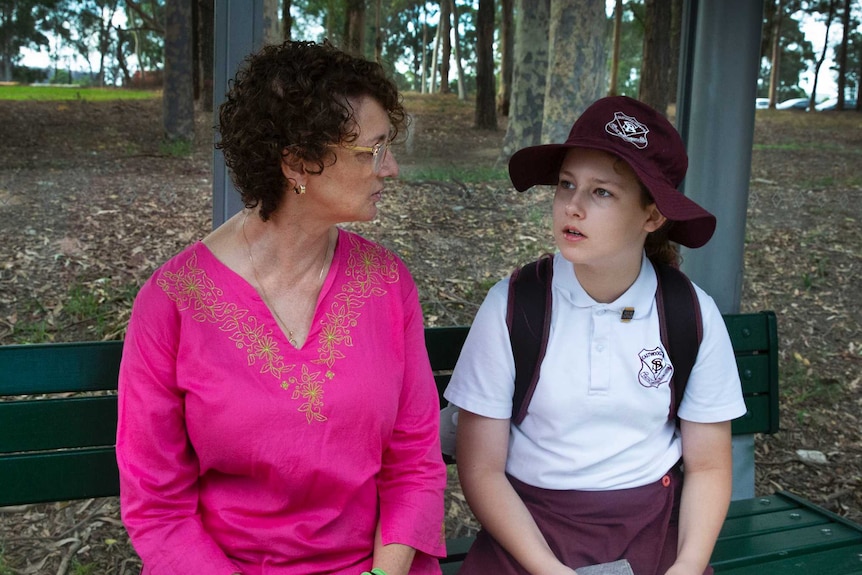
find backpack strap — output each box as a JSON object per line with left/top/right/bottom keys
{"left": 507, "top": 256, "right": 704, "bottom": 426}
{"left": 652, "top": 260, "right": 703, "bottom": 421}
{"left": 506, "top": 254, "right": 553, "bottom": 425}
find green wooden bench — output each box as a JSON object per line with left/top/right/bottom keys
{"left": 2, "top": 311, "right": 861, "bottom": 573}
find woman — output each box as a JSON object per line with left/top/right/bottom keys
{"left": 444, "top": 96, "right": 746, "bottom": 575}
{"left": 117, "top": 40, "right": 446, "bottom": 575}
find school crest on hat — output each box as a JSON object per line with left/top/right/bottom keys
{"left": 606, "top": 112, "right": 649, "bottom": 149}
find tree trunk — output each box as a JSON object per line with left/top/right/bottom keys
{"left": 440, "top": 0, "right": 451, "bottom": 94}
{"left": 768, "top": 0, "right": 783, "bottom": 108}
{"left": 421, "top": 5, "right": 428, "bottom": 93}
{"left": 264, "top": 0, "right": 281, "bottom": 44}
{"left": 451, "top": 0, "right": 466, "bottom": 99}
{"left": 542, "top": 0, "right": 607, "bottom": 143}
{"left": 836, "top": 0, "right": 850, "bottom": 109}
{"left": 639, "top": 0, "right": 673, "bottom": 116}
{"left": 474, "top": 0, "right": 497, "bottom": 129}
{"left": 810, "top": 0, "right": 836, "bottom": 111}
{"left": 163, "top": 0, "right": 196, "bottom": 142}
{"left": 192, "top": 0, "right": 200, "bottom": 101}
{"left": 283, "top": 0, "right": 293, "bottom": 40}
{"left": 374, "top": 0, "right": 382, "bottom": 61}
{"left": 497, "top": 0, "right": 514, "bottom": 115}
{"left": 198, "top": 0, "right": 214, "bottom": 113}
{"left": 430, "top": 15, "right": 441, "bottom": 92}
{"left": 668, "top": 0, "right": 682, "bottom": 110}
{"left": 609, "top": 0, "right": 622, "bottom": 96}
{"left": 344, "top": 0, "right": 365, "bottom": 56}
{"left": 499, "top": 0, "right": 549, "bottom": 161}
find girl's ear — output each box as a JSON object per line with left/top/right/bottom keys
{"left": 643, "top": 203, "right": 668, "bottom": 233}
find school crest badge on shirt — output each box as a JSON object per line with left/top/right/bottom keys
{"left": 637, "top": 346, "right": 674, "bottom": 388}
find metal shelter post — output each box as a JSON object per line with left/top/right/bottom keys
{"left": 212, "top": 0, "right": 267, "bottom": 228}
{"left": 676, "top": 0, "right": 764, "bottom": 500}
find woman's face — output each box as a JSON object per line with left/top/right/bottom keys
{"left": 302, "top": 96, "right": 399, "bottom": 224}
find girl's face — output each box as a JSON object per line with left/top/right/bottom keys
{"left": 552, "top": 147, "right": 666, "bottom": 273}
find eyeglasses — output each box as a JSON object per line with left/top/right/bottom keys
{"left": 339, "top": 139, "right": 391, "bottom": 174}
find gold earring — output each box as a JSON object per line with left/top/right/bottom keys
{"left": 295, "top": 184, "right": 306, "bottom": 195}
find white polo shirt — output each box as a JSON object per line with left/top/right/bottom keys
{"left": 443, "top": 253, "right": 747, "bottom": 491}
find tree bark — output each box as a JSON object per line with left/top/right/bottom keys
{"left": 609, "top": 0, "right": 622, "bottom": 96}
{"left": 474, "top": 0, "right": 497, "bottom": 129}
{"left": 810, "top": 0, "right": 836, "bottom": 111}
{"left": 542, "top": 0, "right": 607, "bottom": 143}
{"left": 768, "top": 0, "right": 783, "bottom": 108}
{"left": 499, "top": 0, "right": 549, "bottom": 161}
{"left": 374, "top": 0, "right": 382, "bottom": 62}
{"left": 639, "top": 0, "right": 674, "bottom": 116}
{"left": 283, "top": 0, "right": 293, "bottom": 40}
{"left": 430, "top": 14, "right": 442, "bottom": 92}
{"left": 198, "top": 0, "right": 214, "bottom": 113}
{"left": 439, "top": 0, "right": 452, "bottom": 93}
{"left": 836, "top": 0, "right": 850, "bottom": 109}
{"left": 497, "top": 0, "right": 514, "bottom": 115}
{"left": 451, "top": 0, "right": 467, "bottom": 99}
{"left": 344, "top": 0, "right": 366, "bottom": 56}
{"left": 163, "top": 0, "right": 196, "bottom": 142}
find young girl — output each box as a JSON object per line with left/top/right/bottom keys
{"left": 443, "top": 96, "right": 747, "bottom": 575}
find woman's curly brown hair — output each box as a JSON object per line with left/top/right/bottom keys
{"left": 216, "top": 40, "right": 407, "bottom": 221}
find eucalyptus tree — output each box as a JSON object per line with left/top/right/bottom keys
{"left": 541, "top": 0, "right": 607, "bottom": 143}
{"left": 500, "top": 0, "right": 607, "bottom": 161}
{"left": 474, "top": 0, "right": 496, "bottom": 129}
{"left": 0, "top": 0, "right": 66, "bottom": 81}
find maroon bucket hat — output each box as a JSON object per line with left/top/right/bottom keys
{"left": 508, "top": 96, "right": 716, "bottom": 248}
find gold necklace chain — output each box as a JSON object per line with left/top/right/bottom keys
{"left": 242, "top": 211, "right": 332, "bottom": 348}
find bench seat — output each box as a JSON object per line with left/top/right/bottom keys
{"left": 5, "top": 311, "right": 861, "bottom": 573}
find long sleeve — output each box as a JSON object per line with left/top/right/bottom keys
{"left": 117, "top": 275, "right": 240, "bottom": 575}
{"left": 377, "top": 274, "right": 447, "bottom": 571}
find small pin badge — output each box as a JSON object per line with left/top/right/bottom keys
{"left": 621, "top": 307, "right": 635, "bottom": 322}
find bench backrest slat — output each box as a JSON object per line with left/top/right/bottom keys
{"left": 0, "top": 312, "right": 778, "bottom": 507}
{"left": 0, "top": 396, "right": 118, "bottom": 453}
{"left": 0, "top": 341, "right": 123, "bottom": 395}
{"left": 0, "top": 447, "right": 119, "bottom": 507}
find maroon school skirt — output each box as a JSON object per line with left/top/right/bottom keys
{"left": 458, "top": 464, "right": 713, "bottom": 575}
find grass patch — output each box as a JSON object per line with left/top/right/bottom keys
{"left": 0, "top": 554, "right": 13, "bottom": 575}
{"left": 0, "top": 84, "right": 158, "bottom": 101}
{"left": 159, "top": 138, "right": 194, "bottom": 157}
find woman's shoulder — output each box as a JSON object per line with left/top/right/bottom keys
{"left": 338, "top": 228, "right": 411, "bottom": 274}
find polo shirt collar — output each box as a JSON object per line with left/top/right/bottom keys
{"left": 553, "top": 252, "right": 658, "bottom": 319}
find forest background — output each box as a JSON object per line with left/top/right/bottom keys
{"left": 1, "top": 1, "right": 861, "bottom": 574}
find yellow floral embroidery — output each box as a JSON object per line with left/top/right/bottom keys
{"left": 160, "top": 237, "right": 398, "bottom": 424}
{"left": 158, "top": 251, "right": 294, "bottom": 382}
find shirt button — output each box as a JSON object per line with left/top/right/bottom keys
{"left": 596, "top": 345, "right": 605, "bottom": 352}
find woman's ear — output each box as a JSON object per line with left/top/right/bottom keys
{"left": 643, "top": 203, "right": 668, "bottom": 233}
{"left": 280, "top": 150, "right": 306, "bottom": 191}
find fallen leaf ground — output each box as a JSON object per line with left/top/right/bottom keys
{"left": 0, "top": 94, "right": 860, "bottom": 573}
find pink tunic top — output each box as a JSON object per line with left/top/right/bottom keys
{"left": 117, "top": 229, "right": 446, "bottom": 575}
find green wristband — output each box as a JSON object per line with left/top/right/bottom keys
{"left": 360, "top": 569, "right": 388, "bottom": 575}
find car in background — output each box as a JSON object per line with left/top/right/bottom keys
{"left": 755, "top": 98, "right": 770, "bottom": 109}
{"left": 776, "top": 97, "right": 810, "bottom": 110}
{"left": 815, "top": 98, "right": 858, "bottom": 111}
